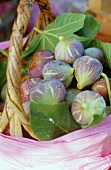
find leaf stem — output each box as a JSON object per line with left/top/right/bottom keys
{"left": 0, "top": 49, "right": 8, "bottom": 57}
{"left": 101, "top": 72, "right": 111, "bottom": 106}
{"left": 34, "top": 27, "right": 43, "bottom": 34}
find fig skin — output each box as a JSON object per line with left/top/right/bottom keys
{"left": 30, "top": 78, "right": 66, "bottom": 105}
{"left": 64, "top": 88, "right": 81, "bottom": 109}
{"left": 92, "top": 78, "right": 111, "bottom": 101}
{"left": 71, "top": 90, "right": 106, "bottom": 127}
{"left": 42, "top": 60, "right": 74, "bottom": 88}
{"left": 54, "top": 36, "right": 84, "bottom": 64}
{"left": 25, "top": 2, "right": 38, "bottom": 36}
{"left": 73, "top": 56, "right": 103, "bottom": 90}
{"left": 20, "top": 78, "right": 41, "bottom": 103}
{"left": 28, "top": 50, "right": 55, "bottom": 78}
{"left": 84, "top": 47, "right": 104, "bottom": 63}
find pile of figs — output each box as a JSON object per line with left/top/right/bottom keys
{"left": 20, "top": 36, "right": 111, "bottom": 128}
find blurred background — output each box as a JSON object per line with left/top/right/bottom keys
{"left": 0, "top": 0, "right": 88, "bottom": 42}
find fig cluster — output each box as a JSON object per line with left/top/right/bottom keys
{"left": 20, "top": 36, "right": 111, "bottom": 128}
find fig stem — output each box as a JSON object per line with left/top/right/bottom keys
{"left": 81, "top": 103, "right": 87, "bottom": 109}
{"left": 34, "top": 27, "right": 43, "bottom": 34}
{"left": 101, "top": 72, "right": 111, "bottom": 106}
{"left": 59, "top": 36, "right": 65, "bottom": 41}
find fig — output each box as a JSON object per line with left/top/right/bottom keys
{"left": 84, "top": 47, "right": 104, "bottom": 63}
{"left": 92, "top": 78, "right": 111, "bottom": 101}
{"left": 64, "top": 88, "right": 81, "bottom": 109}
{"left": 42, "top": 60, "right": 74, "bottom": 88}
{"left": 73, "top": 56, "right": 103, "bottom": 89}
{"left": 30, "top": 78, "right": 66, "bottom": 105}
{"left": 25, "top": 2, "right": 38, "bottom": 36}
{"left": 54, "top": 36, "right": 84, "bottom": 64}
{"left": 28, "top": 50, "right": 55, "bottom": 78}
{"left": 20, "top": 78, "right": 41, "bottom": 103}
{"left": 71, "top": 90, "right": 106, "bottom": 127}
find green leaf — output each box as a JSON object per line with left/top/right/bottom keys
{"left": 0, "top": 61, "right": 7, "bottom": 90}
{"left": 22, "top": 34, "right": 42, "bottom": 58}
{"left": 75, "top": 13, "right": 101, "bottom": 47}
{"left": 98, "top": 42, "right": 111, "bottom": 70}
{"left": 30, "top": 101, "right": 80, "bottom": 141}
{"left": 89, "top": 40, "right": 111, "bottom": 69}
{"left": 89, "top": 39, "right": 100, "bottom": 47}
{"left": 22, "top": 13, "right": 86, "bottom": 56}
{"left": 0, "top": 48, "right": 8, "bottom": 57}
{"left": 36, "top": 13, "right": 86, "bottom": 52}
{"left": 78, "top": 13, "right": 101, "bottom": 37}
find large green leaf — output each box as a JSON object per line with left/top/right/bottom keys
{"left": 36, "top": 13, "right": 86, "bottom": 52}
{"left": 98, "top": 42, "right": 111, "bottom": 70}
{"left": 22, "top": 13, "right": 86, "bottom": 57}
{"left": 30, "top": 101, "right": 80, "bottom": 141}
{"left": 73, "top": 13, "right": 101, "bottom": 47}
{"left": 78, "top": 13, "right": 101, "bottom": 38}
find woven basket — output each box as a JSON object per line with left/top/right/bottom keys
{"left": 0, "top": 0, "right": 56, "bottom": 139}
{"left": 0, "top": 0, "right": 111, "bottom": 169}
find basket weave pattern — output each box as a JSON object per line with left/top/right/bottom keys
{"left": 0, "top": 0, "right": 55, "bottom": 139}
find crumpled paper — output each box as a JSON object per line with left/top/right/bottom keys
{"left": 0, "top": 114, "right": 111, "bottom": 170}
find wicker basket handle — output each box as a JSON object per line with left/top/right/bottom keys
{"left": 0, "top": 0, "right": 55, "bottom": 139}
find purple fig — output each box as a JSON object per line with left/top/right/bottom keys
{"left": 28, "top": 50, "right": 55, "bottom": 78}
{"left": 54, "top": 36, "right": 84, "bottom": 64}
{"left": 71, "top": 90, "right": 106, "bottom": 127}
{"left": 20, "top": 78, "right": 41, "bottom": 103}
{"left": 73, "top": 56, "right": 103, "bottom": 89}
{"left": 30, "top": 78, "right": 66, "bottom": 105}
{"left": 84, "top": 47, "right": 104, "bottom": 63}
{"left": 92, "top": 78, "right": 111, "bottom": 101}
{"left": 25, "top": 2, "right": 38, "bottom": 36}
{"left": 42, "top": 60, "right": 74, "bottom": 88}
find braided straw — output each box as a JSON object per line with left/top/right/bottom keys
{"left": 35, "top": 0, "right": 55, "bottom": 22}
{"left": 0, "top": 0, "right": 55, "bottom": 139}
